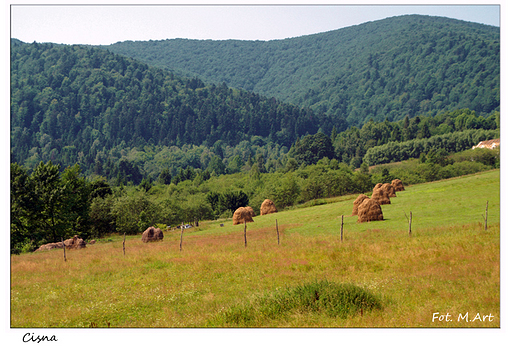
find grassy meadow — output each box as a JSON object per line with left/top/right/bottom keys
{"left": 10, "top": 169, "right": 500, "bottom": 328}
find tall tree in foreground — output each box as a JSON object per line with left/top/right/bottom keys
{"left": 12, "top": 161, "right": 93, "bottom": 252}
{"left": 10, "top": 163, "right": 38, "bottom": 253}
{"left": 30, "top": 161, "right": 64, "bottom": 243}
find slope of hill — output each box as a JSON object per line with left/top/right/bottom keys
{"left": 104, "top": 15, "right": 500, "bottom": 126}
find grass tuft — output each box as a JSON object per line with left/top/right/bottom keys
{"left": 212, "top": 280, "right": 383, "bottom": 326}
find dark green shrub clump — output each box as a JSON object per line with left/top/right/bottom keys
{"left": 213, "top": 280, "right": 383, "bottom": 326}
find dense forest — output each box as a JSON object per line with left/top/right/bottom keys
{"left": 10, "top": 39, "right": 344, "bottom": 180}
{"left": 104, "top": 15, "right": 500, "bottom": 126}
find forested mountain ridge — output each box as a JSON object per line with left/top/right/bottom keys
{"left": 103, "top": 15, "right": 500, "bottom": 126}
{"left": 11, "top": 38, "right": 344, "bottom": 180}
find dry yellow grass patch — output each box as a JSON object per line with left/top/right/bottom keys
{"left": 11, "top": 221, "right": 499, "bottom": 328}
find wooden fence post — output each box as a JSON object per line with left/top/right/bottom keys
{"left": 340, "top": 215, "right": 344, "bottom": 242}
{"left": 408, "top": 211, "right": 412, "bottom": 237}
{"left": 244, "top": 220, "right": 247, "bottom": 248}
{"left": 180, "top": 223, "right": 184, "bottom": 251}
{"left": 123, "top": 233, "right": 126, "bottom": 256}
{"left": 276, "top": 219, "right": 280, "bottom": 245}
{"left": 61, "top": 237, "right": 66, "bottom": 262}
{"left": 483, "top": 200, "right": 489, "bottom": 231}
{"left": 404, "top": 212, "right": 412, "bottom": 237}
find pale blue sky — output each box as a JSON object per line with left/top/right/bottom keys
{"left": 11, "top": 3, "right": 501, "bottom": 45}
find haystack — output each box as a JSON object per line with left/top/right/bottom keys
{"left": 244, "top": 206, "right": 256, "bottom": 217}
{"left": 260, "top": 199, "right": 277, "bottom": 215}
{"left": 35, "top": 242, "right": 63, "bottom": 251}
{"left": 233, "top": 206, "right": 254, "bottom": 225}
{"left": 357, "top": 198, "right": 384, "bottom": 223}
{"left": 381, "top": 183, "right": 397, "bottom": 198}
{"left": 351, "top": 194, "right": 369, "bottom": 216}
{"left": 64, "top": 235, "right": 87, "bottom": 249}
{"left": 371, "top": 186, "right": 391, "bottom": 205}
{"left": 374, "top": 183, "right": 383, "bottom": 190}
{"left": 35, "top": 235, "right": 87, "bottom": 251}
{"left": 391, "top": 179, "right": 405, "bottom": 192}
{"left": 141, "top": 227, "right": 164, "bottom": 243}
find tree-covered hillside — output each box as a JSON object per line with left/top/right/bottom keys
{"left": 10, "top": 39, "right": 343, "bottom": 178}
{"left": 104, "top": 15, "right": 499, "bottom": 127}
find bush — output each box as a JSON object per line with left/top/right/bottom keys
{"left": 452, "top": 148, "right": 499, "bottom": 167}
{"left": 205, "top": 190, "right": 249, "bottom": 216}
{"left": 89, "top": 195, "right": 117, "bottom": 238}
{"left": 12, "top": 239, "right": 37, "bottom": 254}
{"left": 371, "top": 167, "right": 395, "bottom": 185}
{"left": 416, "top": 162, "right": 441, "bottom": 182}
{"left": 391, "top": 169, "right": 424, "bottom": 185}
{"left": 289, "top": 132, "right": 335, "bottom": 166}
{"left": 112, "top": 193, "right": 158, "bottom": 234}
{"left": 323, "top": 169, "right": 354, "bottom": 197}
{"left": 439, "top": 161, "right": 488, "bottom": 178}
{"left": 182, "top": 193, "right": 213, "bottom": 224}
{"left": 157, "top": 199, "right": 184, "bottom": 227}
{"left": 300, "top": 174, "right": 325, "bottom": 202}
{"left": 270, "top": 174, "right": 301, "bottom": 209}
{"left": 352, "top": 171, "right": 373, "bottom": 193}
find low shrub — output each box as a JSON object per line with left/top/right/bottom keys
{"left": 452, "top": 148, "right": 499, "bottom": 167}
{"left": 439, "top": 161, "right": 488, "bottom": 179}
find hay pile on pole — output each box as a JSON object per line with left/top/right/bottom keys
{"left": 260, "top": 199, "right": 278, "bottom": 215}
{"left": 244, "top": 206, "right": 256, "bottom": 217}
{"left": 381, "top": 183, "right": 397, "bottom": 198}
{"left": 357, "top": 198, "right": 384, "bottom": 223}
{"left": 233, "top": 207, "right": 255, "bottom": 225}
{"left": 352, "top": 194, "right": 369, "bottom": 216}
{"left": 141, "top": 227, "right": 164, "bottom": 243}
{"left": 63, "top": 235, "right": 87, "bottom": 249}
{"left": 371, "top": 186, "right": 391, "bottom": 205}
{"left": 391, "top": 179, "right": 405, "bottom": 192}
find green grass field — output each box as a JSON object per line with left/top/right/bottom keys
{"left": 10, "top": 170, "right": 500, "bottom": 328}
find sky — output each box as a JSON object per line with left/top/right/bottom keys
{"left": 10, "top": 2, "right": 502, "bottom": 45}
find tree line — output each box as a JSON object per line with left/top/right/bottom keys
{"left": 333, "top": 109, "right": 498, "bottom": 167}
{"left": 11, "top": 141, "right": 499, "bottom": 254}
{"left": 363, "top": 128, "right": 499, "bottom": 166}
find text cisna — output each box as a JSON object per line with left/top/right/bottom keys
{"left": 23, "top": 333, "right": 57, "bottom": 343}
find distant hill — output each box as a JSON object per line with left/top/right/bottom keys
{"left": 103, "top": 15, "right": 500, "bottom": 127}
{"left": 10, "top": 39, "right": 342, "bottom": 178}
